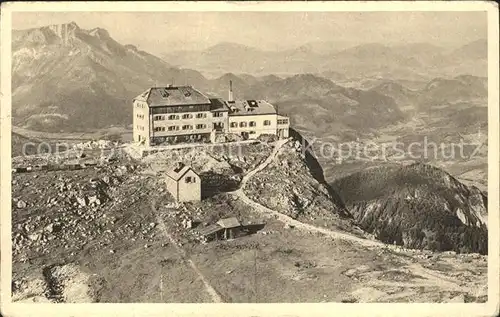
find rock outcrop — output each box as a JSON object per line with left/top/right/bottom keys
{"left": 331, "top": 163, "right": 488, "bottom": 254}
{"left": 245, "top": 137, "right": 358, "bottom": 234}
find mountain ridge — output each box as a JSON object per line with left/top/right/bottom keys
{"left": 12, "top": 23, "right": 408, "bottom": 134}
{"left": 162, "top": 39, "right": 487, "bottom": 79}
{"left": 331, "top": 162, "right": 488, "bottom": 254}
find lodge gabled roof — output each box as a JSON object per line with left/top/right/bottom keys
{"left": 134, "top": 86, "right": 211, "bottom": 107}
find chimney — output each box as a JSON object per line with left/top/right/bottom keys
{"left": 228, "top": 80, "right": 234, "bottom": 102}
{"left": 174, "top": 161, "right": 184, "bottom": 171}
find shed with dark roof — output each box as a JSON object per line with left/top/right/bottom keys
{"left": 216, "top": 217, "right": 241, "bottom": 229}
{"left": 196, "top": 217, "right": 245, "bottom": 242}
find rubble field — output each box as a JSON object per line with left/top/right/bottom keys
{"left": 245, "top": 140, "right": 363, "bottom": 235}
{"left": 11, "top": 141, "right": 488, "bottom": 303}
{"left": 186, "top": 205, "right": 487, "bottom": 303}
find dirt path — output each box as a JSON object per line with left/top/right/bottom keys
{"left": 229, "top": 139, "right": 485, "bottom": 297}
{"left": 240, "top": 138, "right": 291, "bottom": 187}
{"left": 150, "top": 199, "right": 223, "bottom": 303}
{"left": 232, "top": 138, "right": 382, "bottom": 248}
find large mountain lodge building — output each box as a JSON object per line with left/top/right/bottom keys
{"left": 133, "top": 82, "right": 289, "bottom": 146}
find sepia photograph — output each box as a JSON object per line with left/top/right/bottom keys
{"left": 0, "top": 1, "right": 499, "bottom": 316}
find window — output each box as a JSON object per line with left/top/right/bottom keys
{"left": 278, "top": 119, "right": 289, "bottom": 125}
{"left": 196, "top": 124, "right": 207, "bottom": 129}
{"left": 264, "top": 120, "right": 271, "bottom": 126}
{"left": 196, "top": 113, "right": 207, "bottom": 119}
{"left": 249, "top": 131, "right": 256, "bottom": 134}
{"left": 168, "top": 115, "right": 179, "bottom": 120}
{"left": 249, "top": 121, "right": 256, "bottom": 127}
{"left": 185, "top": 176, "right": 196, "bottom": 183}
{"left": 160, "top": 89, "right": 169, "bottom": 98}
{"left": 154, "top": 127, "right": 166, "bottom": 132}
{"left": 182, "top": 114, "right": 193, "bottom": 119}
{"left": 168, "top": 126, "right": 179, "bottom": 131}
{"left": 230, "top": 122, "right": 238, "bottom": 128}
{"left": 213, "top": 112, "right": 224, "bottom": 117}
{"left": 154, "top": 115, "right": 165, "bottom": 121}
{"left": 182, "top": 125, "right": 193, "bottom": 130}
{"left": 239, "top": 122, "right": 247, "bottom": 128}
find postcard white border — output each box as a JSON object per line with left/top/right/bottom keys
{"left": 1, "top": 2, "right": 499, "bottom": 317}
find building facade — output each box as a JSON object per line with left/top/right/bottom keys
{"left": 133, "top": 83, "right": 289, "bottom": 146}
{"left": 164, "top": 162, "right": 201, "bottom": 202}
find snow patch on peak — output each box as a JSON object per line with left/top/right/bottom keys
{"left": 45, "top": 22, "right": 80, "bottom": 44}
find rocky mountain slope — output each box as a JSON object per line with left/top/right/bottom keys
{"left": 11, "top": 131, "right": 489, "bottom": 303}
{"left": 12, "top": 23, "right": 406, "bottom": 135}
{"left": 12, "top": 22, "right": 206, "bottom": 132}
{"left": 244, "top": 137, "right": 361, "bottom": 235}
{"left": 330, "top": 163, "right": 488, "bottom": 254}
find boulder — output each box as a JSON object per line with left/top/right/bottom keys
{"left": 17, "top": 200, "right": 27, "bottom": 209}
{"left": 447, "top": 294, "right": 465, "bottom": 303}
{"left": 75, "top": 196, "right": 87, "bottom": 207}
{"left": 88, "top": 195, "right": 99, "bottom": 205}
{"left": 28, "top": 233, "right": 40, "bottom": 241}
{"left": 44, "top": 224, "right": 54, "bottom": 233}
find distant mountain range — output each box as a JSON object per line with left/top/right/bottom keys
{"left": 12, "top": 22, "right": 206, "bottom": 131}
{"left": 370, "top": 74, "right": 487, "bottom": 111}
{"left": 10, "top": 23, "right": 401, "bottom": 133}
{"left": 162, "top": 39, "right": 487, "bottom": 79}
{"left": 12, "top": 23, "right": 487, "bottom": 137}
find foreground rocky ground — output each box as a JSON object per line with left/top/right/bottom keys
{"left": 11, "top": 140, "right": 488, "bottom": 303}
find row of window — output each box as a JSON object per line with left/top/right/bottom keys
{"left": 230, "top": 120, "right": 272, "bottom": 128}
{"left": 136, "top": 114, "right": 145, "bottom": 119}
{"left": 136, "top": 102, "right": 146, "bottom": 109}
{"left": 154, "top": 113, "right": 203, "bottom": 121}
{"left": 154, "top": 124, "right": 209, "bottom": 132}
{"left": 141, "top": 118, "right": 286, "bottom": 131}
{"left": 136, "top": 125, "right": 145, "bottom": 131}
{"left": 151, "top": 105, "right": 211, "bottom": 114}
{"left": 154, "top": 112, "right": 224, "bottom": 121}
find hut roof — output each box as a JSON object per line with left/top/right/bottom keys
{"left": 216, "top": 217, "right": 241, "bottom": 229}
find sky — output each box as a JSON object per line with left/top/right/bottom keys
{"left": 12, "top": 11, "right": 487, "bottom": 55}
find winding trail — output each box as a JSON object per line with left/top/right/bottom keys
{"left": 141, "top": 138, "right": 485, "bottom": 302}
{"left": 228, "top": 139, "right": 487, "bottom": 297}
{"left": 150, "top": 199, "right": 223, "bottom": 303}
{"left": 231, "top": 138, "right": 382, "bottom": 248}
